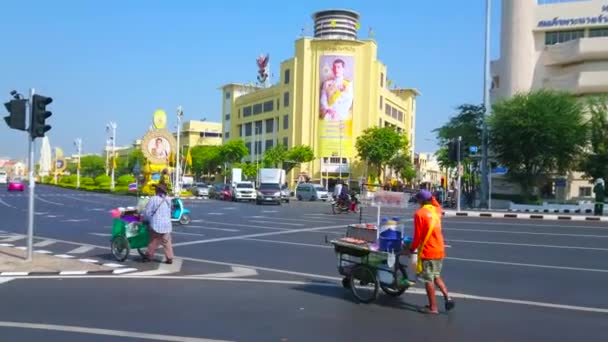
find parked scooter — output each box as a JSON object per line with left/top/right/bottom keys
{"left": 171, "top": 198, "right": 191, "bottom": 225}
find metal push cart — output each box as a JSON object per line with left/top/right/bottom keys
{"left": 110, "top": 208, "right": 149, "bottom": 262}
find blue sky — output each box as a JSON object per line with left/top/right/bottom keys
{"left": 0, "top": 0, "right": 502, "bottom": 160}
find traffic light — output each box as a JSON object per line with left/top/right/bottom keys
{"left": 441, "top": 177, "right": 445, "bottom": 188}
{"left": 30, "top": 94, "right": 52, "bottom": 138}
{"left": 3, "top": 99, "right": 27, "bottom": 130}
{"left": 448, "top": 139, "right": 459, "bottom": 162}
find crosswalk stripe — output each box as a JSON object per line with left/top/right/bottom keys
{"left": 66, "top": 245, "right": 96, "bottom": 254}
{"left": 33, "top": 240, "right": 56, "bottom": 247}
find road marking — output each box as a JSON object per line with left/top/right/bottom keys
{"left": 102, "top": 263, "right": 125, "bottom": 268}
{"left": 207, "top": 213, "right": 224, "bottom": 215}
{"left": 0, "top": 243, "right": 14, "bottom": 247}
{"left": 33, "top": 240, "right": 56, "bottom": 247}
{"left": 221, "top": 207, "right": 237, "bottom": 210}
{"left": 252, "top": 216, "right": 328, "bottom": 223}
{"left": 0, "top": 321, "right": 234, "bottom": 342}
{"left": 35, "top": 196, "right": 65, "bottom": 206}
{"left": 262, "top": 210, "right": 278, "bottom": 213}
{"left": 171, "top": 224, "right": 344, "bottom": 247}
{"left": 133, "top": 258, "right": 183, "bottom": 276}
{"left": 59, "top": 271, "right": 88, "bottom": 275}
{"left": 89, "top": 233, "right": 112, "bottom": 237}
{"left": 0, "top": 278, "right": 14, "bottom": 285}
{"left": 185, "top": 226, "right": 240, "bottom": 233}
{"left": 0, "top": 198, "right": 16, "bottom": 208}
{"left": 0, "top": 236, "right": 24, "bottom": 242}
{"left": 113, "top": 268, "right": 138, "bottom": 274}
{"left": 196, "top": 220, "right": 287, "bottom": 231}
{"left": 447, "top": 256, "right": 608, "bottom": 273}
{"left": 0, "top": 272, "right": 28, "bottom": 276}
{"left": 172, "top": 231, "right": 206, "bottom": 237}
{"left": 244, "top": 238, "right": 331, "bottom": 249}
{"left": 199, "top": 266, "right": 258, "bottom": 278}
{"left": 33, "top": 250, "right": 52, "bottom": 254}
{"left": 61, "top": 219, "right": 90, "bottom": 223}
{"left": 15, "top": 246, "right": 26, "bottom": 250}
{"left": 54, "top": 254, "right": 75, "bottom": 259}
{"left": 250, "top": 220, "right": 304, "bottom": 227}
{"left": 447, "top": 239, "right": 608, "bottom": 251}
{"left": 66, "top": 245, "right": 96, "bottom": 254}
{"left": 447, "top": 220, "right": 608, "bottom": 230}
{"left": 79, "top": 259, "right": 99, "bottom": 263}
{"left": 444, "top": 227, "right": 608, "bottom": 238}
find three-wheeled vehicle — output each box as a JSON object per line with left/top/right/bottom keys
{"left": 171, "top": 198, "right": 191, "bottom": 224}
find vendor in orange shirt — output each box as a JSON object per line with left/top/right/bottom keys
{"left": 409, "top": 189, "right": 455, "bottom": 314}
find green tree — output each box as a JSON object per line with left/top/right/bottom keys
{"left": 433, "top": 104, "right": 484, "bottom": 169}
{"left": 489, "top": 90, "right": 587, "bottom": 199}
{"left": 219, "top": 139, "right": 249, "bottom": 165}
{"left": 263, "top": 144, "right": 288, "bottom": 168}
{"left": 191, "top": 146, "right": 222, "bottom": 179}
{"left": 389, "top": 154, "right": 416, "bottom": 183}
{"left": 355, "top": 127, "right": 406, "bottom": 178}
{"left": 80, "top": 155, "right": 106, "bottom": 178}
{"left": 580, "top": 96, "right": 608, "bottom": 182}
{"left": 284, "top": 145, "right": 315, "bottom": 174}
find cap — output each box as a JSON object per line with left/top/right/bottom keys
{"left": 154, "top": 183, "right": 168, "bottom": 194}
{"left": 415, "top": 190, "right": 432, "bottom": 201}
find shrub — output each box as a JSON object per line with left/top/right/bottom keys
{"left": 94, "top": 174, "right": 111, "bottom": 186}
{"left": 59, "top": 175, "right": 77, "bottom": 185}
{"left": 117, "top": 175, "right": 136, "bottom": 186}
{"left": 81, "top": 177, "right": 95, "bottom": 186}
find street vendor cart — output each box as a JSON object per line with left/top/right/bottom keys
{"left": 110, "top": 207, "right": 149, "bottom": 262}
{"left": 331, "top": 223, "right": 414, "bottom": 303}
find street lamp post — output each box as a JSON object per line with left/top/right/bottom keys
{"left": 106, "top": 122, "right": 117, "bottom": 191}
{"left": 480, "top": 0, "right": 492, "bottom": 208}
{"left": 74, "top": 138, "right": 82, "bottom": 189}
{"left": 175, "top": 106, "right": 183, "bottom": 196}
{"left": 339, "top": 120, "right": 343, "bottom": 180}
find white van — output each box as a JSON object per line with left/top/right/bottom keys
{"left": 0, "top": 171, "right": 7, "bottom": 184}
{"left": 295, "top": 183, "right": 329, "bottom": 201}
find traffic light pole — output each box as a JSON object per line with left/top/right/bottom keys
{"left": 457, "top": 136, "right": 462, "bottom": 213}
{"left": 480, "top": 0, "right": 492, "bottom": 209}
{"left": 26, "top": 88, "right": 35, "bottom": 261}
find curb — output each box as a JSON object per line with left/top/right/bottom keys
{"left": 442, "top": 210, "right": 608, "bottom": 222}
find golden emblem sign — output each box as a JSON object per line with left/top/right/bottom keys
{"left": 153, "top": 110, "right": 167, "bottom": 129}
{"left": 141, "top": 129, "right": 177, "bottom": 165}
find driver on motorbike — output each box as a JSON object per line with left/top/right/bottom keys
{"left": 338, "top": 183, "right": 350, "bottom": 207}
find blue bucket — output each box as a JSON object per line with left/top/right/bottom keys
{"left": 379, "top": 237, "right": 402, "bottom": 252}
{"left": 380, "top": 229, "right": 402, "bottom": 240}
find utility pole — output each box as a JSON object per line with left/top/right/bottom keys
{"left": 26, "top": 88, "right": 35, "bottom": 261}
{"left": 74, "top": 138, "right": 82, "bottom": 189}
{"left": 457, "top": 136, "right": 462, "bottom": 212}
{"left": 107, "top": 122, "right": 117, "bottom": 191}
{"left": 339, "top": 120, "right": 343, "bottom": 180}
{"left": 480, "top": 0, "right": 492, "bottom": 208}
{"left": 175, "top": 106, "right": 183, "bottom": 196}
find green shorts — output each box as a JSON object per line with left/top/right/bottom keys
{"left": 420, "top": 259, "right": 443, "bottom": 283}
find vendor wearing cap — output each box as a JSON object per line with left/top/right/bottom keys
{"left": 142, "top": 182, "right": 174, "bottom": 264}
{"left": 409, "top": 189, "right": 454, "bottom": 314}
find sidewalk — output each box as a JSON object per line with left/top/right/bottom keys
{"left": 442, "top": 210, "right": 608, "bottom": 222}
{"left": 0, "top": 246, "right": 118, "bottom": 276}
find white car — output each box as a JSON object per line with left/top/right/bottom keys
{"left": 232, "top": 182, "right": 257, "bottom": 202}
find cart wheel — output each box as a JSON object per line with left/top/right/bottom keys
{"left": 179, "top": 213, "right": 191, "bottom": 225}
{"left": 341, "top": 277, "right": 351, "bottom": 289}
{"left": 380, "top": 267, "right": 408, "bottom": 297}
{"left": 349, "top": 265, "right": 378, "bottom": 303}
{"left": 137, "top": 247, "right": 147, "bottom": 258}
{"left": 111, "top": 236, "right": 130, "bottom": 262}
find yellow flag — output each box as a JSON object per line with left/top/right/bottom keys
{"left": 355, "top": 22, "right": 360, "bottom": 30}
{"left": 330, "top": 20, "right": 336, "bottom": 27}
{"left": 186, "top": 148, "right": 192, "bottom": 167}
{"left": 112, "top": 155, "right": 117, "bottom": 169}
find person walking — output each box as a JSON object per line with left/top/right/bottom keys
{"left": 593, "top": 178, "right": 605, "bottom": 216}
{"left": 409, "top": 189, "right": 454, "bottom": 314}
{"left": 142, "top": 183, "right": 174, "bottom": 264}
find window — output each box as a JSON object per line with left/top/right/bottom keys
{"left": 245, "top": 123, "right": 252, "bottom": 136}
{"left": 254, "top": 141, "right": 262, "bottom": 155}
{"left": 263, "top": 100, "right": 274, "bottom": 112}
{"left": 200, "top": 132, "right": 221, "bottom": 138}
{"left": 238, "top": 124, "right": 242, "bottom": 137}
{"left": 392, "top": 107, "right": 398, "bottom": 119}
{"left": 225, "top": 114, "right": 230, "bottom": 121}
{"left": 380, "top": 73, "right": 384, "bottom": 87}
{"left": 283, "top": 115, "right": 289, "bottom": 129}
{"left": 243, "top": 106, "right": 252, "bottom": 117}
{"left": 590, "top": 27, "right": 608, "bottom": 37}
{"left": 283, "top": 137, "right": 288, "bottom": 147}
{"left": 545, "top": 29, "right": 585, "bottom": 45}
{"left": 277, "top": 99, "right": 280, "bottom": 110}
{"left": 284, "top": 69, "right": 290, "bottom": 84}
{"left": 225, "top": 91, "right": 231, "bottom": 99}
{"left": 254, "top": 120, "right": 263, "bottom": 134}
{"left": 224, "top": 132, "right": 230, "bottom": 139}
{"left": 245, "top": 142, "right": 252, "bottom": 153}
{"left": 253, "top": 103, "right": 263, "bottom": 115}
{"left": 579, "top": 187, "right": 592, "bottom": 197}
{"left": 283, "top": 92, "right": 290, "bottom": 107}
{"left": 265, "top": 139, "right": 274, "bottom": 149}
{"left": 379, "top": 96, "right": 383, "bottom": 110}
{"left": 265, "top": 119, "right": 274, "bottom": 133}
{"left": 379, "top": 118, "right": 382, "bottom": 127}
{"left": 398, "top": 111, "right": 403, "bottom": 122}
{"left": 330, "top": 157, "right": 341, "bottom": 164}
{"left": 238, "top": 108, "right": 241, "bottom": 118}
{"left": 385, "top": 104, "right": 391, "bottom": 116}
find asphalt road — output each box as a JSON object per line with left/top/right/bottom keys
{"left": 1, "top": 185, "right": 607, "bottom": 341}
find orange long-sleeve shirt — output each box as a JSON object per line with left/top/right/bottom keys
{"left": 410, "top": 205, "right": 445, "bottom": 259}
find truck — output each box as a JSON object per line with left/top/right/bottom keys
{"left": 257, "top": 168, "right": 289, "bottom": 203}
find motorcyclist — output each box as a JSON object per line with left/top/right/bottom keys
{"left": 338, "top": 183, "right": 350, "bottom": 208}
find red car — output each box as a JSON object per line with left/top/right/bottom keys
{"left": 7, "top": 177, "right": 25, "bottom": 191}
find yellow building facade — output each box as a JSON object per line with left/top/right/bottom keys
{"left": 176, "top": 120, "right": 223, "bottom": 150}
{"left": 221, "top": 9, "right": 418, "bottom": 185}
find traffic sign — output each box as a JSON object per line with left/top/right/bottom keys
{"left": 555, "top": 178, "right": 566, "bottom": 187}
{"left": 492, "top": 167, "right": 508, "bottom": 175}
{"left": 469, "top": 146, "right": 478, "bottom": 154}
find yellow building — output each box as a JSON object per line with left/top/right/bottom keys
{"left": 175, "top": 120, "right": 223, "bottom": 150}
{"left": 221, "top": 9, "right": 418, "bottom": 185}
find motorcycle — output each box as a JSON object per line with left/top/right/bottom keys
{"left": 171, "top": 198, "right": 191, "bottom": 225}
{"left": 331, "top": 193, "right": 359, "bottom": 214}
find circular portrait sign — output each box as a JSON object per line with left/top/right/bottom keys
{"left": 141, "top": 129, "right": 177, "bottom": 165}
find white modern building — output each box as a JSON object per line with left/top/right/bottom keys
{"left": 491, "top": 0, "right": 608, "bottom": 200}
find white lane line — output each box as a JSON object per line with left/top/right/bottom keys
{"left": 250, "top": 220, "right": 304, "bottom": 227}
{"left": 59, "top": 271, "right": 88, "bottom": 275}
{"left": 66, "top": 245, "right": 96, "bottom": 254}
{"left": 172, "top": 231, "right": 205, "bottom": 237}
{"left": 5, "top": 274, "right": 608, "bottom": 315}
{"left": 1, "top": 272, "right": 28, "bottom": 276}
{"left": 244, "top": 238, "right": 331, "bottom": 249}
{"left": 113, "top": 268, "right": 138, "bottom": 274}
{"left": 0, "top": 243, "right": 14, "bottom": 247}
{"left": 447, "top": 220, "right": 608, "bottom": 230}
{"left": 35, "top": 196, "right": 65, "bottom": 206}
{"left": 444, "top": 227, "right": 608, "bottom": 238}
{"left": 195, "top": 220, "right": 287, "bottom": 231}
{"left": 33, "top": 250, "right": 52, "bottom": 254}
{"left": 0, "top": 321, "right": 234, "bottom": 342}
{"left": 79, "top": 259, "right": 99, "bottom": 263}
{"left": 0, "top": 198, "right": 16, "bottom": 208}
{"left": 171, "top": 224, "right": 344, "bottom": 247}
{"left": 0, "top": 278, "right": 14, "bottom": 285}
{"left": 262, "top": 210, "right": 278, "bottom": 213}
{"left": 33, "top": 240, "right": 56, "bottom": 247}
{"left": 199, "top": 266, "right": 258, "bottom": 278}
{"left": 132, "top": 258, "right": 183, "bottom": 276}
{"left": 447, "top": 256, "right": 608, "bottom": 273}
{"left": 207, "top": 213, "right": 224, "bottom": 216}
{"left": 447, "top": 239, "right": 608, "bottom": 251}
{"left": 15, "top": 246, "right": 27, "bottom": 250}
{"left": 61, "top": 219, "right": 90, "bottom": 223}
{"left": 89, "top": 233, "right": 112, "bottom": 237}
{"left": 251, "top": 216, "right": 328, "bottom": 223}
{"left": 0, "top": 236, "right": 24, "bottom": 242}
{"left": 221, "top": 207, "right": 237, "bottom": 210}
{"left": 102, "top": 263, "right": 125, "bottom": 268}
{"left": 54, "top": 254, "right": 75, "bottom": 259}
{"left": 185, "top": 226, "right": 240, "bottom": 233}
